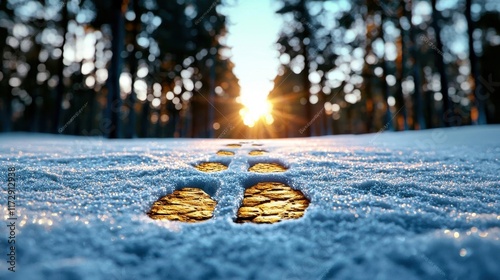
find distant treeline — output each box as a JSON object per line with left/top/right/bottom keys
{"left": 1, "top": 0, "right": 499, "bottom": 139}
{"left": 267, "top": 0, "right": 500, "bottom": 138}
{"left": 0, "top": 0, "right": 246, "bottom": 138}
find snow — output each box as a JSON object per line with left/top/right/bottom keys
{"left": 1, "top": 125, "right": 499, "bottom": 280}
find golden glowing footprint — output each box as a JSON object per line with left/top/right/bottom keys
{"left": 149, "top": 145, "right": 309, "bottom": 224}
{"left": 216, "top": 150, "right": 235, "bottom": 156}
{"left": 248, "top": 162, "right": 287, "bottom": 173}
{"left": 148, "top": 188, "right": 217, "bottom": 222}
{"left": 236, "top": 182, "right": 309, "bottom": 224}
{"left": 226, "top": 143, "right": 242, "bottom": 148}
{"left": 195, "top": 162, "right": 228, "bottom": 172}
{"left": 248, "top": 150, "right": 267, "bottom": 156}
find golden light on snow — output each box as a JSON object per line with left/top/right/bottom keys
{"left": 248, "top": 150, "right": 267, "bottom": 156}
{"left": 226, "top": 143, "right": 242, "bottom": 148}
{"left": 216, "top": 150, "right": 235, "bottom": 156}
{"left": 248, "top": 162, "right": 287, "bottom": 173}
{"left": 148, "top": 188, "right": 217, "bottom": 222}
{"left": 236, "top": 182, "right": 309, "bottom": 224}
{"left": 195, "top": 162, "right": 228, "bottom": 172}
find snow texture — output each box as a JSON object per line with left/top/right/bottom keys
{"left": 1, "top": 125, "right": 500, "bottom": 280}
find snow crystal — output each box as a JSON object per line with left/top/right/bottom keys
{"left": 0, "top": 126, "right": 499, "bottom": 279}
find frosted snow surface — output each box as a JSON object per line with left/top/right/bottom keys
{"left": 1, "top": 125, "right": 500, "bottom": 280}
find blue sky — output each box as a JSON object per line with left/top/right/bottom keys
{"left": 223, "top": 0, "right": 282, "bottom": 112}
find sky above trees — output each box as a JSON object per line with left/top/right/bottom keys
{"left": 223, "top": 0, "right": 282, "bottom": 127}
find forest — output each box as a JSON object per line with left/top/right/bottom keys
{"left": 0, "top": 0, "right": 499, "bottom": 138}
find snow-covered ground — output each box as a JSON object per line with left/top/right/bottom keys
{"left": 1, "top": 125, "right": 499, "bottom": 280}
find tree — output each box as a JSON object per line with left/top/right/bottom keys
{"left": 89, "top": 0, "right": 127, "bottom": 138}
{"left": 431, "top": 0, "right": 452, "bottom": 127}
{"left": 466, "top": 0, "right": 487, "bottom": 125}
{"left": 0, "top": 0, "right": 14, "bottom": 132}
{"left": 362, "top": 1, "right": 376, "bottom": 132}
{"left": 395, "top": 0, "right": 409, "bottom": 130}
{"left": 125, "top": 0, "right": 141, "bottom": 138}
{"left": 276, "top": 0, "right": 314, "bottom": 136}
{"left": 53, "top": 0, "right": 68, "bottom": 133}
{"left": 408, "top": 0, "right": 425, "bottom": 129}
{"left": 379, "top": 6, "right": 393, "bottom": 131}
{"left": 106, "top": 0, "right": 126, "bottom": 138}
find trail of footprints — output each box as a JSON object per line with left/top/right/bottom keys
{"left": 148, "top": 143, "right": 310, "bottom": 224}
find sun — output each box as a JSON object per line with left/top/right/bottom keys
{"left": 239, "top": 99, "right": 274, "bottom": 127}
{"left": 239, "top": 92, "right": 274, "bottom": 128}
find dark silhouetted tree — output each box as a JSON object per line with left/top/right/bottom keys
{"left": 431, "top": 0, "right": 452, "bottom": 127}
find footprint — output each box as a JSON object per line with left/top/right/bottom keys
{"left": 148, "top": 188, "right": 217, "bottom": 222}
{"left": 216, "top": 150, "right": 235, "bottom": 156}
{"left": 235, "top": 182, "right": 309, "bottom": 224}
{"left": 226, "top": 143, "right": 242, "bottom": 148}
{"left": 195, "top": 162, "right": 228, "bottom": 172}
{"left": 248, "top": 150, "right": 267, "bottom": 156}
{"left": 248, "top": 162, "right": 287, "bottom": 173}
{"left": 149, "top": 145, "right": 309, "bottom": 224}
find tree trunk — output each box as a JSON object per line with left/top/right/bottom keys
{"left": 466, "top": 0, "right": 487, "bottom": 125}
{"left": 106, "top": 0, "right": 126, "bottom": 138}
{"left": 191, "top": 94, "right": 204, "bottom": 138}
{"left": 53, "top": 0, "right": 68, "bottom": 133}
{"left": 409, "top": 0, "right": 425, "bottom": 129}
{"left": 140, "top": 99, "right": 150, "bottom": 137}
{"left": 395, "top": 0, "right": 409, "bottom": 130}
{"left": 380, "top": 11, "right": 393, "bottom": 131}
{"left": 363, "top": 7, "right": 374, "bottom": 133}
{"left": 207, "top": 52, "right": 216, "bottom": 138}
{"left": 324, "top": 80, "right": 333, "bottom": 135}
{"left": 126, "top": 0, "right": 140, "bottom": 138}
{"left": 431, "top": 0, "right": 451, "bottom": 127}
{"left": 299, "top": 0, "right": 312, "bottom": 136}
{"left": 0, "top": 2, "right": 11, "bottom": 132}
